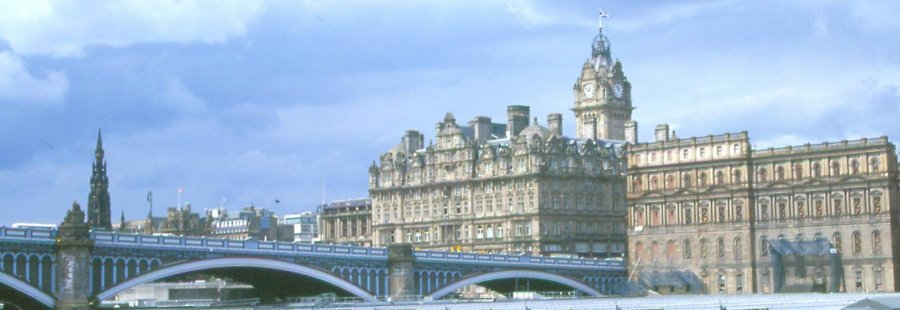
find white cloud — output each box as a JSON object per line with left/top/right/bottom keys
{"left": 614, "top": 0, "right": 735, "bottom": 32}
{"left": 504, "top": 0, "right": 592, "bottom": 28}
{"left": 0, "top": 51, "right": 68, "bottom": 105}
{"left": 0, "top": 0, "right": 266, "bottom": 57}
{"left": 160, "top": 77, "right": 207, "bottom": 113}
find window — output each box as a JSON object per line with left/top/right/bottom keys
{"left": 682, "top": 149, "right": 689, "bottom": 159}
{"left": 683, "top": 239, "right": 692, "bottom": 259}
{"left": 716, "top": 146, "right": 723, "bottom": 156}
{"left": 833, "top": 232, "right": 842, "bottom": 253}
{"left": 699, "top": 148, "right": 706, "bottom": 158}
{"left": 733, "top": 237, "right": 742, "bottom": 260}
{"left": 871, "top": 158, "right": 881, "bottom": 172}
{"left": 718, "top": 273, "right": 726, "bottom": 293}
{"left": 855, "top": 269, "right": 863, "bottom": 291}
{"left": 851, "top": 159, "right": 860, "bottom": 174}
{"left": 684, "top": 208, "right": 692, "bottom": 225}
{"left": 682, "top": 173, "right": 692, "bottom": 187}
{"left": 717, "top": 237, "right": 725, "bottom": 259}
{"left": 758, "top": 168, "right": 768, "bottom": 182}
{"left": 853, "top": 231, "right": 862, "bottom": 255}
{"left": 775, "top": 166, "right": 785, "bottom": 181}
{"left": 666, "top": 175, "right": 675, "bottom": 189}
{"left": 760, "top": 236, "right": 769, "bottom": 257}
{"left": 873, "top": 196, "right": 882, "bottom": 213}
{"left": 831, "top": 161, "right": 840, "bottom": 176}
{"left": 793, "top": 164, "right": 803, "bottom": 179}
{"left": 699, "top": 173, "right": 708, "bottom": 187}
{"left": 715, "top": 170, "right": 725, "bottom": 185}
{"left": 634, "top": 242, "right": 644, "bottom": 259}
{"left": 812, "top": 163, "right": 822, "bottom": 178}
{"left": 873, "top": 230, "right": 882, "bottom": 254}
{"left": 733, "top": 144, "right": 740, "bottom": 154}
{"left": 736, "top": 273, "right": 744, "bottom": 293}
{"left": 760, "top": 204, "right": 769, "bottom": 221}
{"left": 666, "top": 240, "right": 676, "bottom": 261}
{"left": 733, "top": 169, "right": 742, "bottom": 184}
{"left": 700, "top": 239, "right": 708, "bottom": 259}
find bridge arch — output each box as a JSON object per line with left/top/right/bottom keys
{"left": 0, "top": 270, "right": 55, "bottom": 308}
{"left": 95, "top": 257, "right": 377, "bottom": 302}
{"left": 427, "top": 269, "right": 603, "bottom": 300}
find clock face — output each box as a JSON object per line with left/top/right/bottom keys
{"left": 613, "top": 83, "right": 624, "bottom": 98}
{"left": 583, "top": 84, "right": 595, "bottom": 99}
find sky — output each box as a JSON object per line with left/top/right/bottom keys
{"left": 0, "top": 0, "right": 898, "bottom": 225}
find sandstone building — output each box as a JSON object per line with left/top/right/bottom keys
{"left": 368, "top": 23, "right": 632, "bottom": 257}
{"left": 318, "top": 198, "right": 373, "bottom": 246}
{"left": 627, "top": 126, "right": 899, "bottom": 294}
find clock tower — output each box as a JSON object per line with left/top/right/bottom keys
{"left": 573, "top": 13, "right": 633, "bottom": 141}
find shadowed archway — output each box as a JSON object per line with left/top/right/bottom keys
{"left": 428, "top": 269, "right": 602, "bottom": 300}
{"left": 96, "top": 257, "right": 377, "bottom": 302}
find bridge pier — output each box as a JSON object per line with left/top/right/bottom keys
{"left": 55, "top": 202, "right": 94, "bottom": 310}
{"left": 387, "top": 243, "right": 415, "bottom": 298}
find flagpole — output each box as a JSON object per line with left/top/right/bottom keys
{"left": 178, "top": 188, "right": 182, "bottom": 211}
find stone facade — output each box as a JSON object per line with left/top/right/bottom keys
{"left": 368, "top": 24, "right": 631, "bottom": 258}
{"left": 319, "top": 198, "right": 372, "bottom": 246}
{"left": 627, "top": 126, "right": 899, "bottom": 294}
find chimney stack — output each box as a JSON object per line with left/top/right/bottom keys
{"left": 507, "top": 105, "right": 530, "bottom": 137}
{"left": 548, "top": 113, "right": 563, "bottom": 137}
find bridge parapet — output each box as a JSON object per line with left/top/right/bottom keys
{"left": 0, "top": 227, "right": 57, "bottom": 243}
{"left": 90, "top": 231, "right": 389, "bottom": 259}
{"left": 413, "top": 250, "right": 625, "bottom": 271}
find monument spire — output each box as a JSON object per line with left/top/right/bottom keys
{"left": 87, "top": 129, "right": 112, "bottom": 230}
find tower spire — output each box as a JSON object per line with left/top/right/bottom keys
{"left": 88, "top": 129, "right": 112, "bottom": 230}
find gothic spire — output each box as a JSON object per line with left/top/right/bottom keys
{"left": 88, "top": 129, "right": 112, "bottom": 230}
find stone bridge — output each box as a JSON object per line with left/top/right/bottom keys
{"left": 0, "top": 204, "right": 625, "bottom": 309}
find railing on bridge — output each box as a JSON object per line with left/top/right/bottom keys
{"left": 413, "top": 250, "right": 625, "bottom": 270}
{"left": 0, "top": 226, "right": 56, "bottom": 242}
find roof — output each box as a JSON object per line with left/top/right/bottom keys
{"left": 844, "top": 296, "right": 900, "bottom": 310}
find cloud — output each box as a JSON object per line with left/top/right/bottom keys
{"left": 614, "top": 0, "right": 735, "bottom": 32}
{"left": 0, "top": 51, "right": 68, "bottom": 105}
{"left": 160, "top": 77, "right": 207, "bottom": 113}
{"left": 504, "top": 0, "right": 592, "bottom": 28}
{"left": 0, "top": 0, "right": 266, "bottom": 58}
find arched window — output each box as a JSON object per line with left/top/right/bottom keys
{"left": 650, "top": 241, "right": 660, "bottom": 262}
{"left": 650, "top": 176, "right": 659, "bottom": 190}
{"left": 760, "top": 236, "right": 769, "bottom": 257}
{"left": 684, "top": 208, "right": 692, "bottom": 225}
{"left": 717, "top": 205, "right": 727, "bottom": 223}
{"left": 793, "top": 164, "right": 803, "bottom": 179}
{"left": 682, "top": 173, "right": 692, "bottom": 187}
{"left": 700, "top": 239, "right": 709, "bottom": 259}
{"left": 833, "top": 232, "right": 842, "bottom": 253}
{"left": 850, "top": 159, "right": 860, "bottom": 174}
{"left": 873, "top": 231, "right": 882, "bottom": 254}
{"left": 634, "top": 242, "right": 644, "bottom": 259}
{"left": 632, "top": 176, "right": 643, "bottom": 191}
{"left": 699, "top": 173, "right": 708, "bottom": 187}
{"left": 666, "top": 174, "right": 675, "bottom": 189}
{"left": 831, "top": 161, "right": 840, "bottom": 176}
{"left": 758, "top": 167, "right": 768, "bottom": 182}
{"left": 634, "top": 209, "right": 644, "bottom": 226}
{"left": 775, "top": 166, "right": 785, "bottom": 181}
{"left": 715, "top": 170, "right": 725, "bottom": 185}
{"left": 733, "top": 237, "right": 742, "bottom": 260}
{"left": 733, "top": 169, "right": 742, "bottom": 184}
{"left": 870, "top": 158, "right": 881, "bottom": 172}
{"left": 667, "top": 240, "right": 676, "bottom": 261}
{"left": 717, "top": 238, "right": 725, "bottom": 258}
{"left": 814, "top": 233, "right": 825, "bottom": 253}
{"left": 852, "top": 231, "right": 862, "bottom": 255}
{"left": 683, "top": 239, "right": 692, "bottom": 259}
{"left": 812, "top": 163, "right": 822, "bottom": 178}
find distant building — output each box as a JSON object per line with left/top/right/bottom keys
{"left": 368, "top": 22, "right": 632, "bottom": 257}
{"left": 282, "top": 211, "right": 318, "bottom": 243}
{"left": 318, "top": 198, "right": 372, "bottom": 246}
{"left": 155, "top": 203, "right": 208, "bottom": 236}
{"left": 627, "top": 126, "right": 899, "bottom": 294}
{"left": 208, "top": 205, "right": 280, "bottom": 241}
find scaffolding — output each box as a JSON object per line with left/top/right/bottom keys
{"left": 768, "top": 238, "right": 843, "bottom": 293}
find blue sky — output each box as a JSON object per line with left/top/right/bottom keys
{"left": 1, "top": 1, "right": 898, "bottom": 224}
